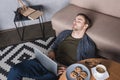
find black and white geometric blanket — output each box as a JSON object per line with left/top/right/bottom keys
{"left": 0, "top": 37, "right": 55, "bottom": 80}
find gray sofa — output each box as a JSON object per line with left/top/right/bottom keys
{"left": 52, "top": 0, "right": 120, "bottom": 63}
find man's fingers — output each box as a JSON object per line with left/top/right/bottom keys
{"left": 58, "top": 69, "right": 65, "bottom": 75}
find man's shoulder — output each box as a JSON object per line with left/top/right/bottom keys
{"left": 57, "top": 30, "right": 72, "bottom": 39}
{"left": 84, "top": 33, "right": 95, "bottom": 44}
{"left": 84, "top": 33, "right": 90, "bottom": 39}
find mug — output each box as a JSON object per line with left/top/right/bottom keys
{"left": 94, "top": 64, "right": 107, "bottom": 79}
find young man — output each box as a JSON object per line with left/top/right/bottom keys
{"left": 7, "top": 13, "right": 96, "bottom": 80}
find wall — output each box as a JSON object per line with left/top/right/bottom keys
{"left": 0, "top": 0, "right": 69, "bottom": 30}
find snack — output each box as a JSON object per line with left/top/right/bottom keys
{"left": 77, "top": 76, "right": 84, "bottom": 80}
{"left": 75, "top": 66, "right": 82, "bottom": 74}
{"left": 70, "top": 66, "right": 88, "bottom": 80}
{"left": 66, "top": 64, "right": 90, "bottom": 80}
{"left": 70, "top": 71, "right": 78, "bottom": 79}
{"left": 80, "top": 71, "right": 88, "bottom": 79}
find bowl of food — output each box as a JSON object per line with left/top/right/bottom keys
{"left": 66, "top": 63, "right": 90, "bottom": 80}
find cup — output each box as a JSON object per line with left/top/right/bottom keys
{"left": 95, "top": 64, "right": 107, "bottom": 78}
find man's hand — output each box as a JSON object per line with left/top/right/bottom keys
{"left": 47, "top": 51, "right": 55, "bottom": 60}
{"left": 58, "top": 64, "right": 67, "bottom": 75}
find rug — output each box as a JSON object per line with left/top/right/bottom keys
{"left": 0, "top": 37, "right": 56, "bottom": 80}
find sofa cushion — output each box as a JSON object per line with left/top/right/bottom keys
{"left": 70, "top": 0, "right": 120, "bottom": 18}
{"left": 52, "top": 4, "right": 120, "bottom": 62}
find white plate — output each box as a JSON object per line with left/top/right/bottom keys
{"left": 91, "top": 67, "right": 109, "bottom": 80}
{"left": 66, "top": 63, "right": 90, "bottom": 80}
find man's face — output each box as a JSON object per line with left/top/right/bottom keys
{"left": 72, "top": 15, "right": 86, "bottom": 31}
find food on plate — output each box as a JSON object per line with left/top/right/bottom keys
{"left": 69, "top": 66, "right": 88, "bottom": 80}
{"left": 70, "top": 71, "right": 78, "bottom": 79}
{"left": 67, "top": 64, "right": 90, "bottom": 80}
{"left": 74, "top": 66, "right": 82, "bottom": 74}
{"left": 80, "top": 71, "right": 88, "bottom": 79}
{"left": 77, "top": 76, "right": 84, "bottom": 80}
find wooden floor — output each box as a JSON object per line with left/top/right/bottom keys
{"left": 0, "top": 21, "right": 55, "bottom": 48}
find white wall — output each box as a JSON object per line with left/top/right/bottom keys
{"left": 0, "top": 0, "right": 69, "bottom": 30}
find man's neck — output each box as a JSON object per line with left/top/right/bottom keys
{"left": 71, "top": 30, "right": 86, "bottom": 39}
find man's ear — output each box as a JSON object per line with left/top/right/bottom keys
{"left": 84, "top": 24, "right": 89, "bottom": 29}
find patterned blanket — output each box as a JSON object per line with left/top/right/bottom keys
{"left": 0, "top": 37, "right": 55, "bottom": 80}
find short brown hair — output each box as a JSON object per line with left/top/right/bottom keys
{"left": 77, "top": 13, "right": 92, "bottom": 27}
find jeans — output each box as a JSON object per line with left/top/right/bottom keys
{"left": 7, "top": 59, "right": 57, "bottom": 80}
